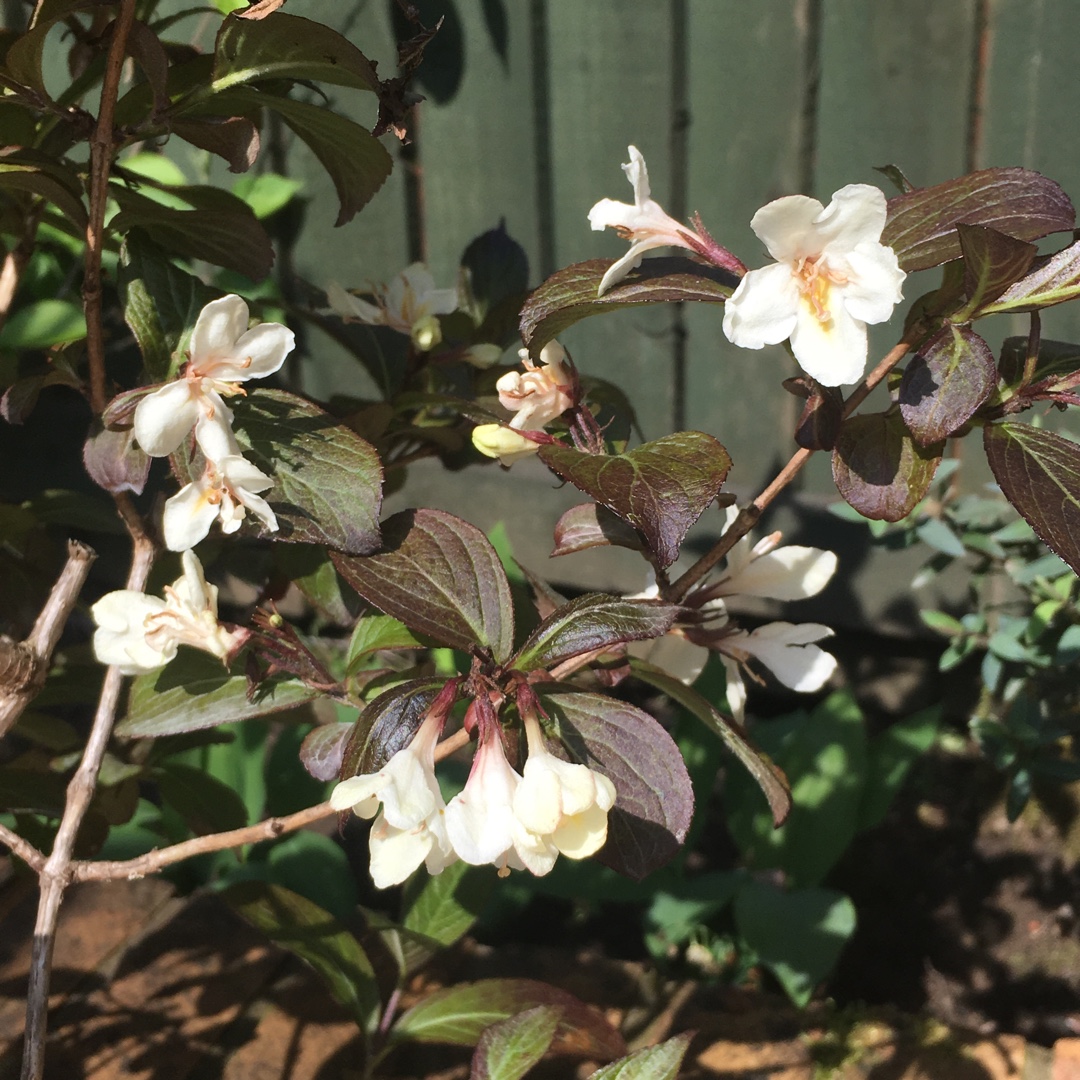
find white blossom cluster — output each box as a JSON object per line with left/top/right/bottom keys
{"left": 330, "top": 701, "right": 616, "bottom": 890}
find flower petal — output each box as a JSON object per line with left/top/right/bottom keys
{"left": 725, "top": 546, "right": 838, "bottom": 601}
{"left": 551, "top": 802, "right": 610, "bottom": 859}
{"left": 218, "top": 322, "right": 295, "bottom": 381}
{"left": 133, "top": 382, "right": 200, "bottom": 457}
{"left": 815, "top": 184, "right": 889, "bottom": 256}
{"left": 369, "top": 814, "right": 435, "bottom": 888}
{"left": 722, "top": 262, "right": 801, "bottom": 350}
{"left": 91, "top": 592, "right": 172, "bottom": 674}
{"left": 736, "top": 621, "right": 837, "bottom": 691}
{"left": 162, "top": 480, "right": 219, "bottom": 552}
{"left": 190, "top": 295, "right": 250, "bottom": 364}
{"left": 721, "top": 655, "right": 748, "bottom": 722}
{"left": 749, "top": 194, "right": 825, "bottom": 263}
{"left": 789, "top": 286, "right": 868, "bottom": 386}
{"left": 841, "top": 244, "right": 906, "bottom": 325}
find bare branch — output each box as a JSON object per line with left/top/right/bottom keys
{"left": 0, "top": 822, "right": 46, "bottom": 873}
{"left": 0, "top": 541, "right": 97, "bottom": 740}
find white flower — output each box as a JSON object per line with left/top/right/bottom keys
{"left": 471, "top": 424, "right": 542, "bottom": 466}
{"left": 497, "top": 342, "right": 573, "bottom": 431}
{"left": 91, "top": 550, "right": 244, "bottom": 675}
{"left": 512, "top": 714, "right": 616, "bottom": 871}
{"left": 133, "top": 295, "right": 294, "bottom": 458}
{"left": 444, "top": 728, "right": 527, "bottom": 875}
{"left": 718, "top": 622, "right": 837, "bottom": 723}
{"left": 162, "top": 451, "right": 277, "bottom": 552}
{"left": 589, "top": 145, "right": 699, "bottom": 295}
{"left": 327, "top": 264, "right": 458, "bottom": 351}
{"left": 722, "top": 184, "right": 905, "bottom": 386}
{"left": 330, "top": 709, "right": 456, "bottom": 889}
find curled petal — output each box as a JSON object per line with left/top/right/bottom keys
{"left": 91, "top": 592, "right": 172, "bottom": 674}
{"left": 190, "top": 295, "right": 250, "bottom": 366}
{"left": 749, "top": 194, "right": 826, "bottom": 264}
{"left": 217, "top": 322, "right": 295, "bottom": 381}
{"left": 472, "top": 424, "right": 540, "bottom": 466}
{"left": 326, "top": 281, "right": 383, "bottom": 324}
{"left": 733, "top": 621, "right": 837, "bottom": 692}
{"left": 133, "top": 382, "right": 201, "bottom": 457}
{"left": 724, "top": 546, "right": 838, "bottom": 601}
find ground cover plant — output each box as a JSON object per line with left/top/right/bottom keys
{"left": 4, "top": 2, "right": 1080, "bottom": 1077}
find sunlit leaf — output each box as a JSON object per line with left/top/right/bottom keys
{"left": 347, "top": 614, "right": 427, "bottom": 672}
{"left": 955, "top": 223, "right": 1037, "bottom": 318}
{"left": 551, "top": 503, "right": 645, "bottom": 557}
{"left": 882, "top": 167, "right": 1074, "bottom": 273}
{"left": 536, "top": 688, "right": 694, "bottom": 881}
{"left": 540, "top": 432, "right": 732, "bottom": 569}
{"left": 983, "top": 422, "right": 1080, "bottom": 575}
{"left": 520, "top": 257, "right": 733, "bottom": 362}
{"left": 333, "top": 509, "right": 513, "bottom": 661}
{"left": 471, "top": 1006, "right": 560, "bottom": 1080}
{"left": 898, "top": 323, "right": 996, "bottom": 445}
{"left": 0, "top": 299, "right": 86, "bottom": 349}
{"left": 299, "top": 723, "right": 351, "bottom": 782}
{"left": 587, "top": 1034, "right": 692, "bottom": 1080}
{"left": 980, "top": 238, "right": 1080, "bottom": 315}
{"left": 512, "top": 594, "right": 679, "bottom": 673}
{"left": 832, "top": 411, "right": 942, "bottom": 521}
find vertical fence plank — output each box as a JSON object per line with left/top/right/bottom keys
{"left": 684, "top": 0, "right": 811, "bottom": 497}
{"left": 543, "top": 0, "right": 680, "bottom": 440}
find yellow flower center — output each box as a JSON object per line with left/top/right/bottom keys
{"left": 795, "top": 256, "right": 848, "bottom": 325}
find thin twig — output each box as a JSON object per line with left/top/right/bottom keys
{"left": 669, "top": 338, "right": 913, "bottom": 603}
{"left": 0, "top": 822, "right": 46, "bottom": 873}
{"left": 83, "top": 0, "right": 138, "bottom": 417}
{"left": 0, "top": 541, "right": 97, "bottom": 740}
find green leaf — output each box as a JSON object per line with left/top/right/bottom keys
{"left": 263, "top": 830, "right": 358, "bottom": 924}
{"left": 520, "top": 257, "right": 733, "bottom": 362}
{"left": 0, "top": 299, "right": 86, "bottom": 349}
{"left": 629, "top": 657, "right": 791, "bottom": 827}
{"left": 223, "top": 881, "right": 380, "bottom": 1033}
{"left": 273, "top": 544, "right": 358, "bottom": 626}
{"left": 118, "top": 233, "right": 217, "bottom": 380}
{"left": 981, "top": 238, "right": 1080, "bottom": 315}
{"left": 512, "top": 594, "right": 679, "bottom": 673}
{"left": 539, "top": 432, "right": 732, "bottom": 569}
{"left": 832, "top": 411, "right": 942, "bottom": 522}
{"left": 915, "top": 517, "right": 965, "bottom": 558}
{"left": 232, "top": 172, "right": 303, "bottom": 218}
{"left": 347, "top": 615, "right": 427, "bottom": 673}
{"left": 983, "top": 422, "right": 1080, "bottom": 576}
{"left": 955, "top": 223, "right": 1037, "bottom": 318}
{"left": 0, "top": 160, "right": 88, "bottom": 231}
{"left": 333, "top": 509, "right": 514, "bottom": 662}
{"left": 882, "top": 167, "right": 1074, "bottom": 273}
{"left": 536, "top": 688, "right": 694, "bottom": 882}
{"left": 733, "top": 881, "right": 856, "bottom": 1006}
{"left": 116, "top": 649, "right": 317, "bottom": 738}
{"left": 212, "top": 12, "right": 379, "bottom": 93}
{"left": 154, "top": 762, "right": 249, "bottom": 835}
{"left": 551, "top": 502, "right": 646, "bottom": 558}
{"left": 171, "top": 115, "right": 261, "bottom": 175}
{"left": 586, "top": 1034, "right": 692, "bottom": 1080}
{"left": 471, "top": 1006, "right": 560, "bottom": 1080}
{"left": 177, "top": 389, "right": 384, "bottom": 555}
{"left": 919, "top": 609, "right": 965, "bottom": 637}
{"left": 725, "top": 691, "right": 866, "bottom": 887}
{"left": 393, "top": 978, "right": 625, "bottom": 1061}
{"left": 403, "top": 860, "right": 494, "bottom": 957}
{"left": 298, "top": 722, "right": 351, "bottom": 782}
{"left": 899, "top": 324, "right": 996, "bottom": 446}
{"left": 859, "top": 707, "right": 941, "bottom": 830}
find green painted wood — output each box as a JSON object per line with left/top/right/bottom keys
{"left": 684, "top": 0, "right": 810, "bottom": 496}
{"left": 544, "top": 0, "right": 680, "bottom": 440}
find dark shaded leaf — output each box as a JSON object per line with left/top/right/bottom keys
{"left": 551, "top": 503, "right": 645, "bottom": 557}
{"left": 587, "top": 1034, "right": 692, "bottom": 1080}
{"left": 332, "top": 509, "right": 513, "bottom": 661}
{"left": 873, "top": 164, "right": 915, "bottom": 195}
{"left": 981, "top": 238, "right": 1080, "bottom": 315}
{"left": 393, "top": 978, "right": 625, "bottom": 1061}
{"left": 0, "top": 299, "right": 85, "bottom": 348}
{"left": 127, "top": 19, "right": 170, "bottom": 113}
{"left": 540, "top": 432, "right": 731, "bottom": 569}
{"left": 118, "top": 232, "right": 217, "bottom": 380}
{"left": 339, "top": 678, "right": 446, "bottom": 780}
{"left": 471, "top": 1006, "right": 560, "bottom": 1080}
{"left": 520, "top": 258, "right": 733, "bottom": 362}
{"left": 172, "top": 115, "right": 260, "bottom": 173}
{"left": 998, "top": 336, "right": 1080, "bottom": 397}
{"left": 223, "top": 881, "right": 380, "bottom": 1032}
{"left": 212, "top": 12, "right": 379, "bottom": 93}
{"left": 629, "top": 657, "right": 790, "bottom": 827}
{"left": 83, "top": 420, "right": 151, "bottom": 495}
{"left": 784, "top": 377, "right": 843, "bottom": 451}
{"left": 898, "top": 324, "right": 996, "bottom": 445}
{"left": 512, "top": 594, "right": 679, "bottom": 674}
{"left": 832, "top": 411, "right": 942, "bottom": 521}
{"left": 956, "top": 223, "right": 1037, "bottom": 317}
{"left": 984, "top": 422, "right": 1080, "bottom": 575}
{"left": 299, "top": 723, "right": 351, "bottom": 782}
{"left": 117, "top": 650, "right": 316, "bottom": 738}
{"left": 733, "top": 881, "right": 856, "bottom": 1006}
{"left": 882, "top": 168, "right": 1074, "bottom": 272}
{"left": 461, "top": 220, "right": 529, "bottom": 323}
{"left": 537, "top": 688, "right": 694, "bottom": 881}
{"left": 0, "top": 160, "right": 88, "bottom": 231}
{"left": 859, "top": 706, "right": 941, "bottom": 830}
{"left": 274, "top": 544, "right": 359, "bottom": 626}
{"left": 155, "top": 762, "right": 249, "bottom": 834}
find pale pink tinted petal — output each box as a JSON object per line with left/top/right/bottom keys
{"left": 190, "top": 295, "right": 249, "bottom": 363}
{"left": 789, "top": 288, "right": 867, "bottom": 386}
{"left": 369, "top": 817, "right": 433, "bottom": 888}
{"left": 815, "top": 184, "right": 889, "bottom": 255}
{"left": 722, "top": 262, "right": 801, "bottom": 350}
{"left": 215, "top": 322, "right": 294, "bottom": 381}
{"left": 739, "top": 622, "right": 837, "bottom": 691}
{"left": 750, "top": 194, "right": 825, "bottom": 263}
{"left": 727, "top": 547, "right": 838, "bottom": 601}
{"left": 133, "top": 382, "right": 200, "bottom": 457}
{"left": 588, "top": 197, "right": 634, "bottom": 231}
{"left": 162, "top": 481, "right": 219, "bottom": 552}
{"left": 239, "top": 489, "right": 277, "bottom": 532}
{"left": 841, "top": 244, "right": 906, "bottom": 325}
{"left": 623, "top": 145, "right": 650, "bottom": 206}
